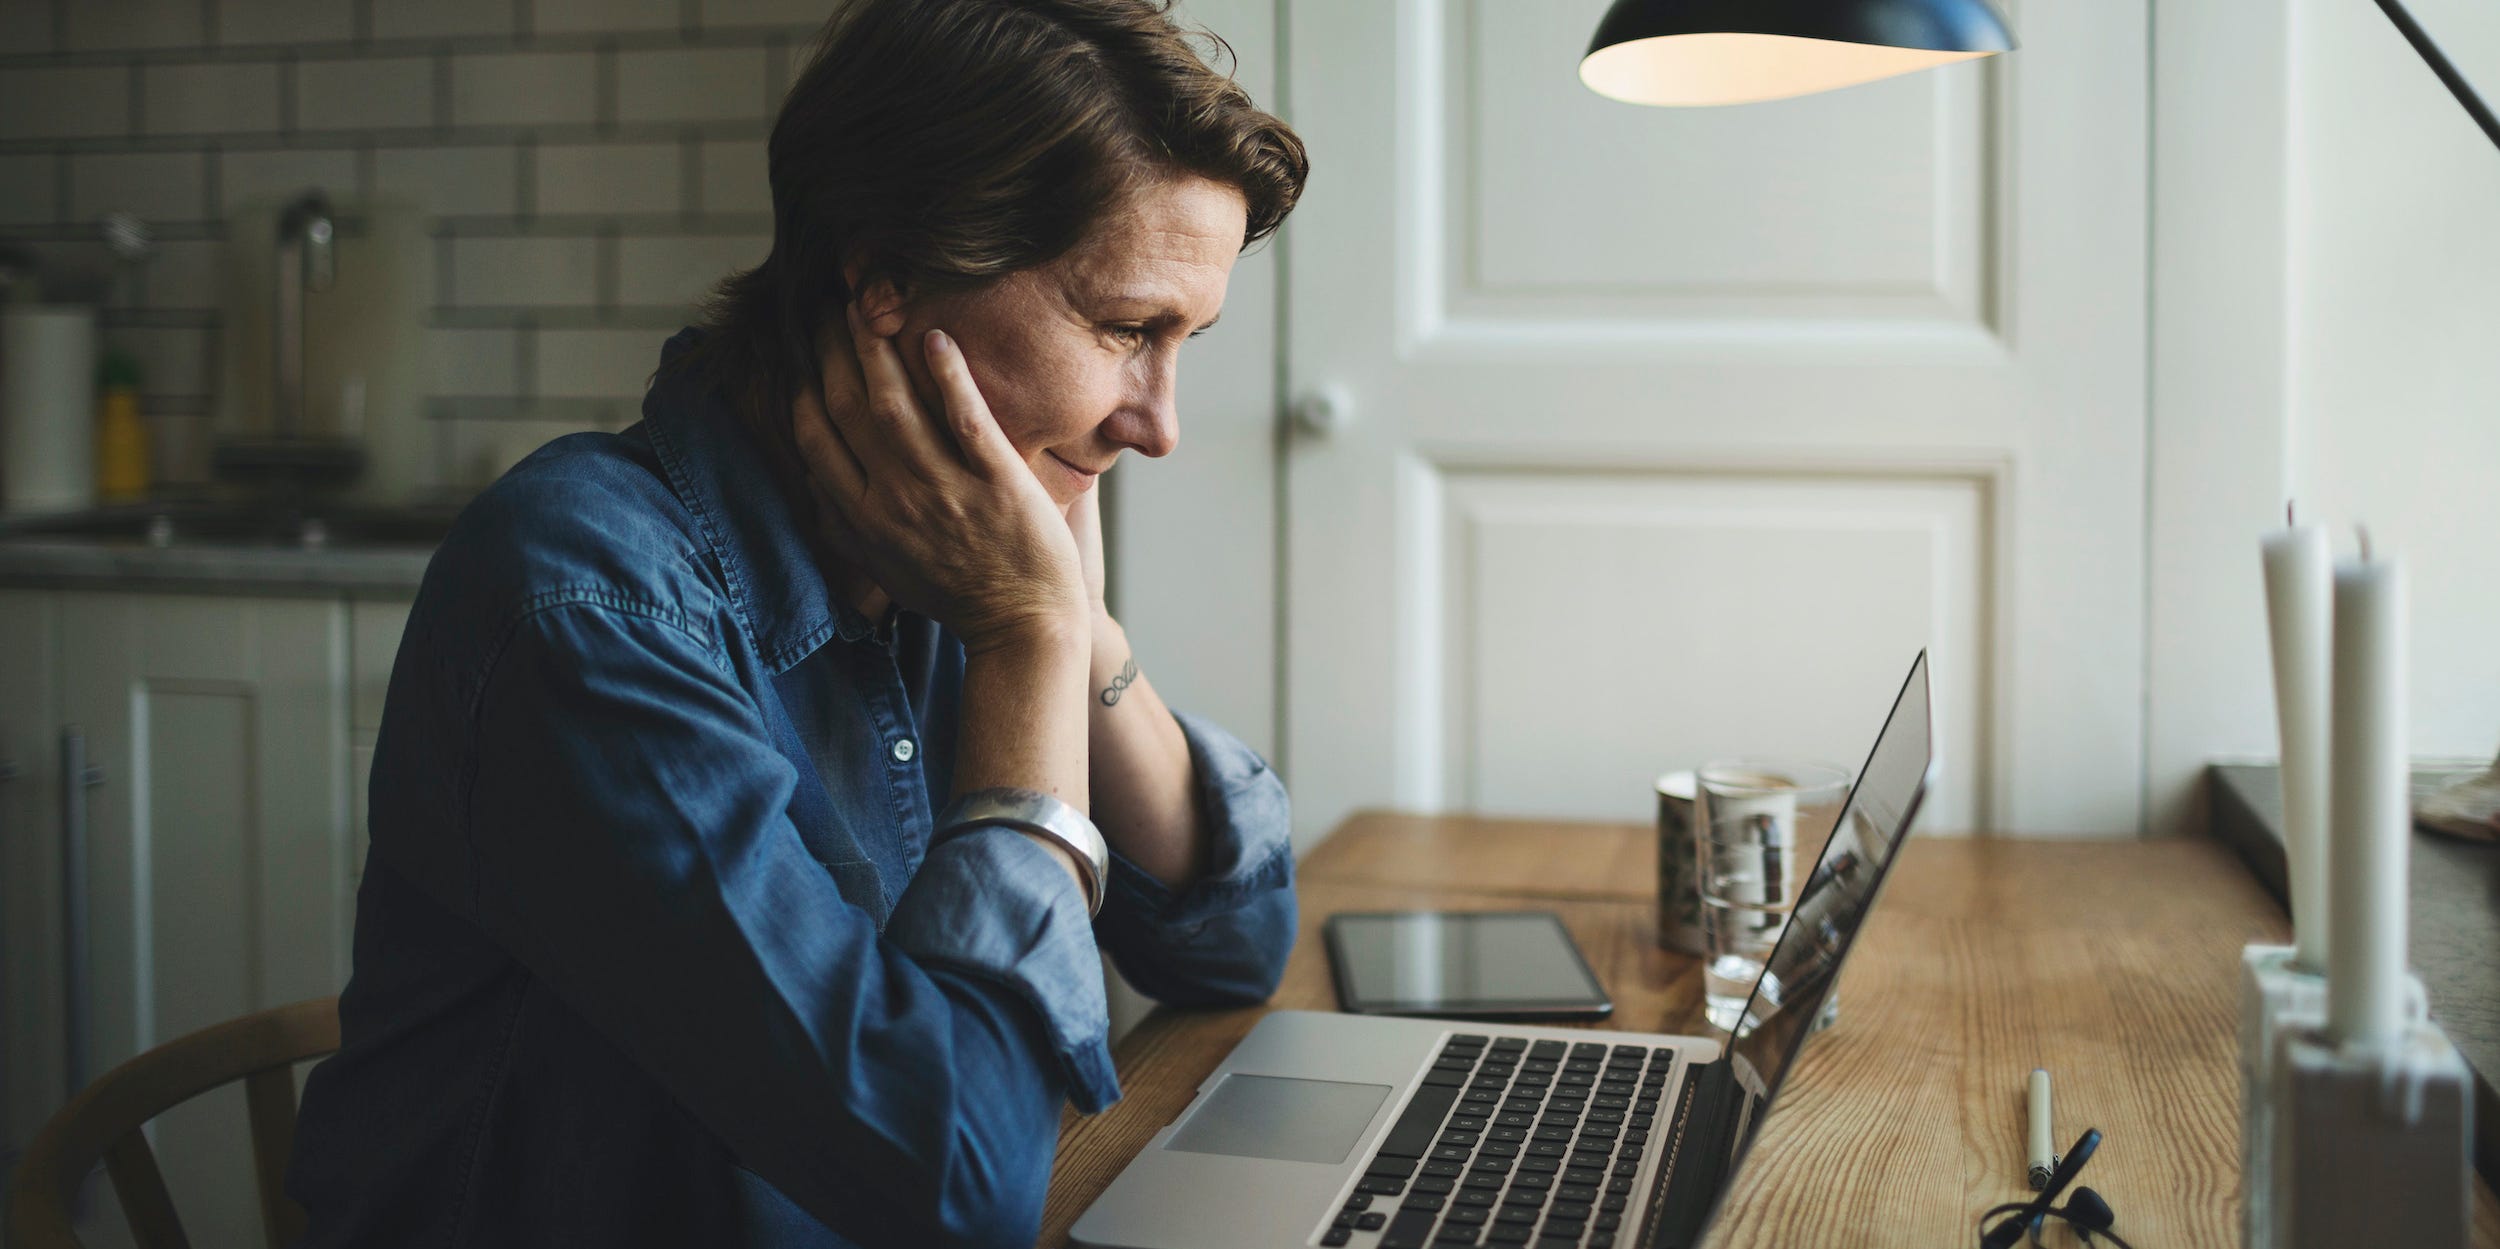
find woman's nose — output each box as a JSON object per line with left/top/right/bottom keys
{"left": 1108, "top": 381, "right": 1181, "bottom": 458}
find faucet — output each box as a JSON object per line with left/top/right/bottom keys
{"left": 273, "top": 191, "right": 335, "bottom": 439}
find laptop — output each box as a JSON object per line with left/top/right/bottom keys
{"left": 1072, "top": 651, "right": 1938, "bottom": 1249}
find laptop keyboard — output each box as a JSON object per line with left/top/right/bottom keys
{"left": 1321, "top": 1035, "right": 1677, "bottom": 1249}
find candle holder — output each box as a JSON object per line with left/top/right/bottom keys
{"left": 2238, "top": 948, "right": 2430, "bottom": 1249}
{"left": 2264, "top": 1017, "right": 2472, "bottom": 1249}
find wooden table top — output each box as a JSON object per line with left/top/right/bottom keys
{"left": 1043, "top": 812, "right": 2500, "bottom": 1248}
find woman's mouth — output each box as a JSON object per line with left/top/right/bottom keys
{"left": 1047, "top": 451, "right": 1102, "bottom": 492}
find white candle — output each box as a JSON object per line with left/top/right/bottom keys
{"left": 2262, "top": 515, "right": 2333, "bottom": 972}
{"left": 2326, "top": 542, "right": 2408, "bottom": 1048}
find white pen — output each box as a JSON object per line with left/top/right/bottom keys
{"left": 2027, "top": 1068, "right": 2056, "bottom": 1190}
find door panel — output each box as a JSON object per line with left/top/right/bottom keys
{"left": 58, "top": 592, "right": 349, "bottom": 1248}
{"left": 1, "top": 592, "right": 61, "bottom": 1181}
{"left": 1437, "top": 470, "right": 1986, "bottom": 832}
{"left": 1285, "top": 0, "right": 2146, "bottom": 843}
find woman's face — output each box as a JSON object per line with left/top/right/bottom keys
{"left": 867, "top": 175, "right": 1249, "bottom": 508}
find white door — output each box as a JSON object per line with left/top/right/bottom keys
{"left": 1, "top": 591, "right": 63, "bottom": 1187}
{"left": 59, "top": 592, "right": 351, "bottom": 1247}
{"left": 1281, "top": 0, "right": 2148, "bottom": 845}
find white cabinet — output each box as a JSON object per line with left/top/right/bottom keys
{"left": 0, "top": 587, "right": 411, "bottom": 1248}
{"left": 1, "top": 591, "right": 64, "bottom": 1186}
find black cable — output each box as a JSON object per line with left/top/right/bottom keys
{"left": 1974, "top": 1201, "right": 2140, "bottom": 1249}
{"left": 2372, "top": 0, "right": 2500, "bottom": 155}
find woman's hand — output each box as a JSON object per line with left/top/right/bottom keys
{"left": 791, "top": 302, "right": 1089, "bottom": 656}
{"left": 1066, "top": 484, "right": 1109, "bottom": 620}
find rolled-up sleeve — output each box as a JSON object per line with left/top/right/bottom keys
{"left": 1094, "top": 708, "right": 1298, "bottom": 1007}
{"left": 463, "top": 599, "right": 1102, "bottom": 1247}
{"left": 884, "top": 829, "right": 1120, "bottom": 1110}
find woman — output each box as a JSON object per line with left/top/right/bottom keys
{"left": 285, "top": 3, "right": 1308, "bottom": 1246}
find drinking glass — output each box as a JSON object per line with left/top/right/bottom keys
{"left": 1694, "top": 759, "right": 1852, "bottom": 1033}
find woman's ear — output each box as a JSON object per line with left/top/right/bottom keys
{"left": 841, "top": 260, "right": 912, "bottom": 338}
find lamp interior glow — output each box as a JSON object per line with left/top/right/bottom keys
{"left": 1579, "top": 32, "right": 1990, "bottom": 107}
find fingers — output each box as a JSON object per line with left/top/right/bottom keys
{"left": 843, "top": 301, "right": 955, "bottom": 470}
{"left": 919, "top": 327, "right": 1024, "bottom": 479}
{"left": 789, "top": 376, "right": 866, "bottom": 501}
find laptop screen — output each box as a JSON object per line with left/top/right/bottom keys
{"left": 1718, "top": 651, "right": 1936, "bottom": 1181}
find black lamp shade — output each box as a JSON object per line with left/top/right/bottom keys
{"left": 1581, "top": 0, "right": 2016, "bottom": 107}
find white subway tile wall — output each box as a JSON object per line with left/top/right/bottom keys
{"left": 101, "top": 325, "right": 214, "bottom": 399}
{"left": 370, "top": 0, "right": 516, "bottom": 42}
{"left": 0, "top": 0, "right": 812, "bottom": 489}
{"left": 141, "top": 61, "right": 284, "bottom": 136}
{"left": 425, "top": 328, "right": 522, "bottom": 395}
{"left": 695, "top": 139, "right": 768, "bottom": 214}
{"left": 69, "top": 151, "right": 207, "bottom": 222}
{"left": 534, "top": 143, "right": 682, "bottom": 216}
{"left": 220, "top": 147, "right": 360, "bottom": 212}
{"left": 63, "top": 0, "right": 206, "bottom": 52}
{"left": 295, "top": 55, "right": 436, "bottom": 132}
{"left": 616, "top": 234, "right": 769, "bottom": 308}
{"left": 0, "top": 154, "right": 58, "bottom": 225}
{"left": 145, "top": 240, "right": 229, "bottom": 309}
{"left": 218, "top": 0, "right": 358, "bottom": 48}
{"left": 0, "top": 67, "right": 134, "bottom": 140}
{"left": 614, "top": 47, "right": 772, "bottom": 125}
{"left": 0, "top": 4, "right": 55, "bottom": 56}
{"left": 534, "top": 0, "right": 682, "bottom": 36}
{"left": 536, "top": 328, "right": 667, "bottom": 400}
{"left": 448, "top": 236, "right": 601, "bottom": 307}
{"left": 450, "top": 51, "right": 600, "bottom": 128}
{"left": 372, "top": 145, "right": 518, "bottom": 216}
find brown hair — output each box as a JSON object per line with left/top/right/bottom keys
{"left": 672, "top": 0, "right": 1308, "bottom": 497}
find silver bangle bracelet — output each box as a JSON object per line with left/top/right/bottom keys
{"left": 935, "top": 786, "right": 1109, "bottom": 917}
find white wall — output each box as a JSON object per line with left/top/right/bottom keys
{"left": 1124, "top": 0, "right": 2500, "bottom": 842}
{"left": 2150, "top": 0, "right": 2500, "bottom": 834}
{"left": 2289, "top": 0, "right": 2500, "bottom": 764}
{"left": 1105, "top": 0, "right": 1282, "bottom": 765}
{"left": 1099, "top": 0, "right": 1281, "bottom": 1039}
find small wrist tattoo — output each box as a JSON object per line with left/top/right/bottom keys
{"left": 1099, "top": 657, "right": 1139, "bottom": 706}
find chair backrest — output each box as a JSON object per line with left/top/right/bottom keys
{"left": 5, "top": 997, "right": 341, "bottom": 1249}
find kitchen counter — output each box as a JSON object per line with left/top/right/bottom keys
{"left": 0, "top": 503, "right": 447, "bottom": 596}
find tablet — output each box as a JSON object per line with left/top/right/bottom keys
{"left": 1321, "top": 910, "right": 1613, "bottom": 1020}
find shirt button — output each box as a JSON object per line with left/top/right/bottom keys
{"left": 891, "top": 737, "right": 916, "bottom": 763}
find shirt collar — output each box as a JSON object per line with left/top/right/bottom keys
{"left": 641, "top": 326, "right": 889, "bottom": 671}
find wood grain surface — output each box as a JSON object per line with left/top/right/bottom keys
{"left": 1292, "top": 810, "right": 1658, "bottom": 901}
{"left": 1042, "top": 817, "right": 2500, "bottom": 1248}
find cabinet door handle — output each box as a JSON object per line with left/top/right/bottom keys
{"left": 60, "top": 727, "right": 101, "bottom": 1100}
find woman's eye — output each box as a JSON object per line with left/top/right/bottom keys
{"left": 1104, "top": 323, "right": 1205, "bottom": 347}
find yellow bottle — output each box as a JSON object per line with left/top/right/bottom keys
{"left": 95, "top": 350, "right": 149, "bottom": 504}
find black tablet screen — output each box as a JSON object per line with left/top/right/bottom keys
{"left": 1326, "top": 911, "right": 1609, "bottom": 1016}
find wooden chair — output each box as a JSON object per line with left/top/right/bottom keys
{"left": 5, "top": 997, "right": 341, "bottom": 1249}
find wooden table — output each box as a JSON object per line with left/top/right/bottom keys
{"left": 1044, "top": 813, "right": 2500, "bottom": 1248}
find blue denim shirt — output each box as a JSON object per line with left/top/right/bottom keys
{"left": 286, "top": 327, "right": 1297, "bottom": 1249}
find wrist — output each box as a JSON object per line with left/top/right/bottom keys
{"left": 939, "top": 787, "right": 1109, "bottom": 915}
{"left": 1088, "top": 607, "right": 1124, "bottom": 658}
{"left": 963, "top": 603, "right": 1090, "bottom": 662}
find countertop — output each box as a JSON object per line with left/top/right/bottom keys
{"left": 0, "top": 503, "right": 443, "bottom": 596}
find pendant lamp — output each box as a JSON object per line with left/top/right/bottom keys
{"left": 1581, "top": 0, "right": 2016, "bottom": 107}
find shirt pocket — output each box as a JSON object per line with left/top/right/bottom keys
{"left": 820, "top": 857, "right": 892, "bottom": 929}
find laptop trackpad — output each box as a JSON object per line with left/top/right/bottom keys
{"left": 1163, "top": 1074, "right": 1392, "bottom": 1165}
